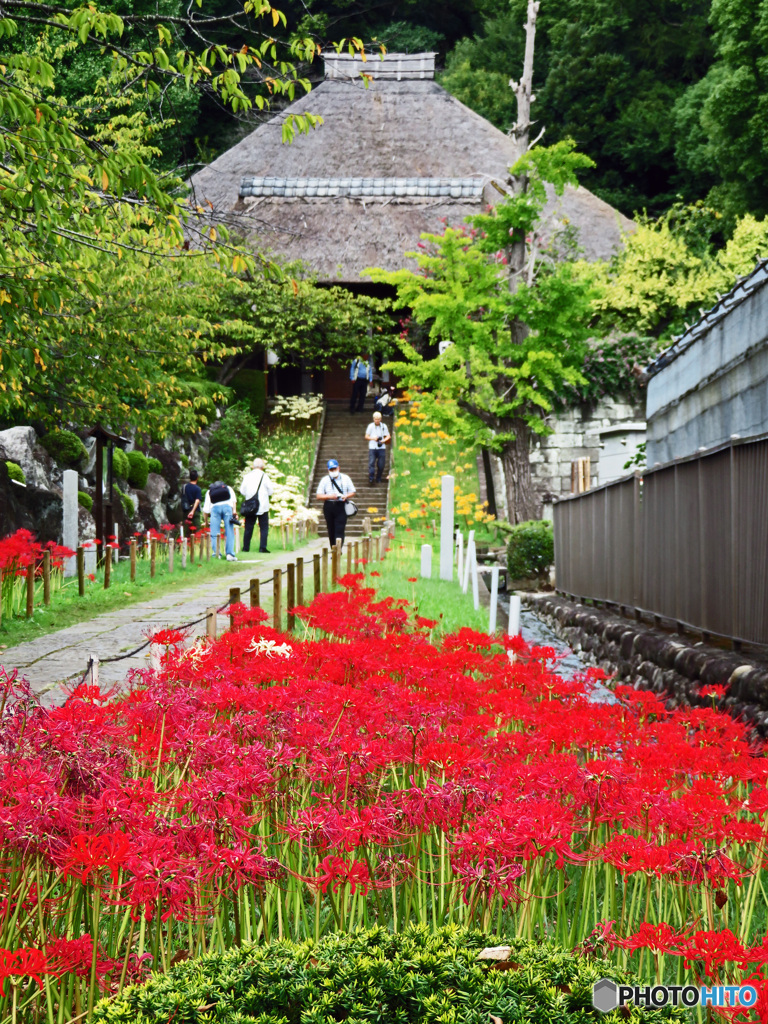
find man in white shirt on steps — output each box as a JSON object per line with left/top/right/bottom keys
{"left": 316, "top": 459, "right": 356, "bottom": 548}
{"left": 365, "top": 411, "right": 390, "bottom": 485}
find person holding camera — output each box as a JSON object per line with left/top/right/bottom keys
{"left": 365, "top": 411, "right": 390, "bottom": 485}
{"left": 203, "top": 479, "right": 238, "bottom": 561}
{"left": 316, "top": 459, "right": 356, "bottom": 548}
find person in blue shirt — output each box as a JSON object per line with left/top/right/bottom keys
{"left": 349, "top": 354, "right": 373, "bottom": 414}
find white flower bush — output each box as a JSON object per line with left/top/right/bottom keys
{"left": 238, "top": 400, "right": 322, "bottom": 528}
{"left": 272, "top": 394, "right": 323, "bottom": 421}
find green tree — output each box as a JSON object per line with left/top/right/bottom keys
{"left": 440, "top": 0, "right": 713, "bottom": 216}
{"left": 673, "top": 0, "right": 768, "bottom": 220}
{"left": 366, "top": 143, "right": 601, "bottom": 522}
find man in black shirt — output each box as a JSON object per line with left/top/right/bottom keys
{"left": 182, "top": 469, "right": 202, "bottom": 527}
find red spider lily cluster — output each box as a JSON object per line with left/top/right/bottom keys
{"left": 0, "top": 529, "right": 73, "bottom": 574}
{"left": 1, "top": 573, "right": 768, "bottom": 1020}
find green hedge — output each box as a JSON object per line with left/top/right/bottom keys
{"left": 507, "top": 519, "right": 554, "bottom": 580}
{"left": 112, "top": 447, "right": 130, "bottom": 481}
{"left": 40, "top": 429, "right": 87, "bottom": 467}
{"left": 77, "top": 491, "right": 93, "bottom": 511}
{"left": 206, "top": 402, "right": 260, "bottom": 486}
{"left": 127, "top": 450, "right": 149, "bottom": 490}
{"left": 95, "top": 926, "right": 680, "bottom": 1024}
{"left": 5, "top": 461, "right": 25, "bottom": 484}
{"left": 114, "top": 485, "right": 135, "bottom": 518}
{"left": 147, "top": 456, "right": 163, "bottom": 475}
{"left": 229, "top": 368, "right": 267, "bottom": 422}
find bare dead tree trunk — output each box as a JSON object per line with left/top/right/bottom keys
{"left": 501, "top": 418, "right": 539, "bottom": 524}
{"left": 505, "top": 0, "right": 541, "bottom": 290}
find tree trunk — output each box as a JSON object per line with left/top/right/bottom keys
{"left": 501, "top": 419, "right": 539, "bottom": 523}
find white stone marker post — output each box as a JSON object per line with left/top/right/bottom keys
{"left": 420, "top": 544, "right": 433, "bottom": 578}
{"left": 462, "top": 530, "right": 475, "bottom": 593}
{"left": 113, "top": 523, "right": 119, "bottom": 565}
{"left": 470, "top": 543, "right": 480, "bottom": 611}
{"left": 62, "top": 469, "right": 79, "bottom": 577}
{"left": 181, "top": 536, "right": 188, "bottom": 569}
{"left": 488, "top": 567, "right": 500, "bottom": 633}
{"left": 508, "top": 594, "right": 522, "bottom": 635}
{"left": 456, "top": 530, "right": 464, "bottom": 582}
{"left": 439, "top": 475, "right": 454, "bottom": 581}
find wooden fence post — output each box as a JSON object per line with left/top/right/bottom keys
{"left": 181, "top": 537, "right": 187, "bottom": 569}
{"left": 353, "top": 540, "right": 360, "bottom": 570}
{"left": 250, "top": 578, "right": 260, "bottom": 608}
{"left": 150, "top": 539, "right": 157, "bottom": 578}
{"left": 313, "top": 553, "right": 321, "bottom": 597}
{"left": 77, "top": 547, "right": 85, "bottom": 597}
{"left": 287, "top": 563, "right": 296, "bottom": 631}
{"left": 331, "top": 546, "right": 339, "bottom": 586}
{"left": 130, "top": 539, "right": 137, "bottom": 582}
{"left": 296, "top": 557, "right": 304, "bottom": 609}
{"left": 43, "top": 550, "right": 51, "bottom": 607}
{"left": 104, "top": 551, "right": 111, "bottom": 589}
{"left": 273, "top": 569, "right": 282, "bottom": 631}
{"left": 25, "top": 564, "right": 34, "bottom": 618}
{"left": 206, "top": 606, "right": 217, "bottom": 639}
{"left": 89, "top": 655, "right": 99, "bottom": 687}
{"left": 229, "top": 587, "right": 240, "bottom": 631}
{"left": 321, "top": 548, "right": 329, "bottom": 591}
{"left": 189, "top": 534, "right": 195, "bottom": 564}
{"left": 346, "top": 544, "right": 352, "bottom": 574}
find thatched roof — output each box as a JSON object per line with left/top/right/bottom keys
{"left": 189, "top": 55, "right": 633, "bottom": 282}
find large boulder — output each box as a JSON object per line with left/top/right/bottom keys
{"left": 145, "top": 472, "right": 169, "bottom": 505}
{"left": 0, "top": 426, "right": 55, "bottom": 490}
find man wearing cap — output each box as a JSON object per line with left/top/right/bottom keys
{"left": 316, "top": 460, "right": 356, "bottom": 547}
{"left": 365, "top": 411, "right": 390, "bottom": 485}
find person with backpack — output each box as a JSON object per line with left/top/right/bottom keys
{"left": 316, "top": 459, "right": 356, "bottom": 547}
{"left": 240, "top": 457, "right": 274, "bottom": 554}
{"left": 202, "top": 479, "right": 238, "bottom": 561}
{"left": 349, "top": 354, "right": 373, "bottom": 414}
{"left": 181, "top": 469, "right": 202, "bottom": 527}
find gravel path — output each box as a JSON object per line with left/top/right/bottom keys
{"left": 0, "top": 540, "right": 325, "bottom": 705}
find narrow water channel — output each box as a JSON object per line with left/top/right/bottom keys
{"left": 498, "top": 594, "right": 616, "bottom": 703}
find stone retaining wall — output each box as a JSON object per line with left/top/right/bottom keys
{"left": 526, "top": 593, "right": 768, "bottom": 736}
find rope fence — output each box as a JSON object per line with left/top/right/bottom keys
{"left": 72, "top": 522, "right": 394, "bottom": 689}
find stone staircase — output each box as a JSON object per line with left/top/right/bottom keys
{"left": 310, "top": 405, "right": 392, "bottom": 539}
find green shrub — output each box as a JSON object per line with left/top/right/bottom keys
{"left": 229, "top": 368, "right": 267, "bottom": 422}
{"left": 507, "top": 519, "right": 554, "bottom": 579}
{"left": 112, "top": 447, "right": 130, "bottom": 481}
{"left": 114, "top": 485, "right": 135, "bottom": 518}
{"left": 77, "top": 491, "right": 93, "bottom": 511}
{"left": 5, "top": 461, "right": 25, "bottom": 484}
{"left": 146, "top": 456, "right": 163, "bottom": 475}
{"left": 40, "top": 429, "right": 87, "bottom": 467}
{"left": 205, "top": 402, "right": 260, "bottom": 485}
{"left": 95, "top": 925, "right": 679, "bottom": 1024}
{"left": 126, "top": 450, "right": 149, "bottom": 490}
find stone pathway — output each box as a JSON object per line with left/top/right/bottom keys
{"left": 0, "top": 540, "right": 325, "bottom": 705}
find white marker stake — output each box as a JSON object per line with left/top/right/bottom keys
{"left": 456, "top": 530, "right": 464, "bottom": 582}
{"left": 508, "top": 594, "right": 522, "bottom": 636}
{"left": 462, "top": 531, "right": 475, "bottom": 593}
{"left": 439, "top": 475, "right": 454, "bottom": 581}
{"left": 89, "top": 655, "right": 99, "bottom": 687}
{"left": 420, "top": 544, "right": 433, "bottom": 578}
{"left": 489, "top": 566, "right": 499, "bottom": 633}
{"left": 113, "top": 523, "right": 119, "bottom": 565}
{"left": 181, "top": 537, "right": 188, "bottom": 569}
{"left": 470, "top": 543, "right": 480, "bottom": 611}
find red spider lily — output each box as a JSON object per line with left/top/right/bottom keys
{"left": 314, "top": 855, "right": 371, "bottom": 895}
{"left": 62, "top": 831, "right": 131, "bottom": 885}
{"left": 676, "top": 928, "right": 748, "bottom": 978}
{"left": 148, "top": 628, "right": 187, "bottom": 647}
{"left": 615, "top": 921, "right": 685, "bottom": 955}
{"left": 0, "top": 947, "right": 52, "bottom": 995}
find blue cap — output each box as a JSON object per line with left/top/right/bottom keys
{"left": 327, "top": 459, "right": 339, "bottom": 470}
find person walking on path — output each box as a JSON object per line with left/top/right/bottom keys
{"left": 181, "top": 469, "right": 202, "bottom": 527}
{"left": 203, "top": 480, "right": 238, "bottom": 561}
{"left": 240, "top": 458, "right": 274, "bottom": 553}
{"left": 349, "top": 354, "right": 373, "bottom": 414}
{"left": 316, "top": 459, "right": 356, "bottom": 547}
{"left": 365, "top": 411, "right": 390, "bottom": 485}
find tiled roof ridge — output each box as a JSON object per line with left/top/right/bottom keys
{"left": 240, "top": 175, "right": 485, "bottom": 199}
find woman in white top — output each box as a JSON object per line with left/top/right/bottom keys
{"left": 316, "top": 459, "right": 356, "bottom": 548}
{"left": 240, "top": 458, "right": 275, "bottom": 553}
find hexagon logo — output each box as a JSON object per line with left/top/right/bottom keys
{"left": 592, "top": 978, "right": 619, "bottom": 1013}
